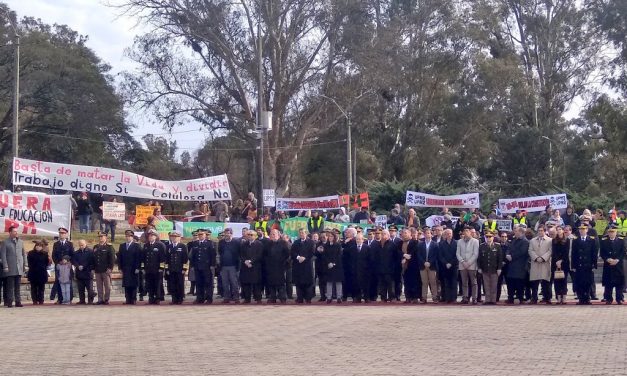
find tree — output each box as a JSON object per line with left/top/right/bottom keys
{"left": 119, "top": 0, "right": 356, "bottom": 195}
{"left": 0, "top": 5, "right": 136, "bottom": 187}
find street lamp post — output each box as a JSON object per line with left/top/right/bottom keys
{"left": 318, "top": 94, "right": 352, "bottom": 195}
{"left": 542, "top": 135, "right": 565, "bottom": 188}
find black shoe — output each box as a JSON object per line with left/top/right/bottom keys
{"left": 15, "top": 303, "right": 23, "bottom": 307}
{"left": 605, "top": 301, "right": 612, "bottom": 305}
{"left": 337, "top": 299, "right": 342, "bottom": 304}
{"left": 591, "top": 296, "right": 599, "bottom": 301}
{"left": 617, "top": 301, "right": 623, "bottom": 305}
{"left": 326, "top": 299, "right": 332, "bottom": 304}
{"left": 139, "top": 296, "right": 144, "bottom": 301}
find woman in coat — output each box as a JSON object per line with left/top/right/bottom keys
{"left": 27, "top": 240, "right": 51, "bottom": 305}
{"left": 323, "top": 231, "right": 344, "bottom": 304}
{"left": 551, "top": 227, "right": 570, "bottom": 304}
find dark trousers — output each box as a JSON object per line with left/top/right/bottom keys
{"left": 441, "top": 270, "right": 458, "bottom": 303}
{"left": 530, "top": 280, "right": 552, "bottom": 302}
{"left": 378, "top": 274, "right": 395, "bottom": 301}
{"left": 369, "top": 274, "right": 379, "bottom": 301}
{"left": 124, "top": 286, "right": 138, "bottom": 304}
{"left": 138, "top": 270, "right": 146, "bottom": 297}
{"left": 4, "top": 276, "right": 21, "bottom": 306}
{"left": 590, "top": 270, "right": 597, "bottom": 298}
{"left": 317, "top": 274, "right": 327, "bottom": 299}
{"left": 195, "top": 269, "right": 214, "bottom": 303}
{"left": 168, "top": 272, "right": 185, "bottom": 303}
{"left": 0, "top": 277, "right": 5, "bottom": 304}
{"left": 145, "top": 272, "right": 163, "bottom": 304}
{"left": 394, "top": 270, "right": 402, "bottom": 300}
{"left": 604, "top": 283, "right": 625, "bottom": 303}
{"left": 403, "top": 272, "right": 420, "bottom": 300}
{"left": 476, "top": 272, "right": 484, "bottom": 301}
{"left": 496, "top": 271, "right": 506, "bottom": 301}
{"left": 574, "top": 270, "right": 592, "bottom": 303}
{"left": 268, "top": 284, "right": 287, "bottom": 302}
{"left": 286, "top": 267, "right": 294, "bottom": 299}
{"left": 76, "top": 278, "right": 95, "bottom": 303}
{"left": 216, "top": 267, "right": 223, "bottom": 297}
{"left": 30, "top": 282, "right": 45, "bottom": 304}
{"left": 241, "top": 283, "right": 262, "bottom": 302}
{"left": 553, "top": 276, "right": 568, "bottom": 296}
{"left": 353, "top": 277, "right": 371, "bottom": 302}
{"left": 295, "top": 283, "right": 313, "bottom": 303}
{"left": 507, "top": 277, "right": 525, "bottom": 302}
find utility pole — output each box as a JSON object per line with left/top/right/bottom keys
{"left": 257, "top": 16, "right": 264, "bottom": 213}
{"left": 12, "top": 32, "right": 19, "bottom": 159}
{"left": 346, "top": 113, "right": 353, "bottom": 195}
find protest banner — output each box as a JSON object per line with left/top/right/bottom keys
{"left": 174, "top": 221, "right": 250, "bottom": 238}
{"left": 0, "top": 191, "right": 72, "bottom": 236}
{"left": 155, "top": 220, "right": 174, "bottom": 239}
{"left": 263, "top": 189, "right": 276, "bottom": 207}
{"left": 498, "top": 193, "right": 568, "bottom": 214}
{"left": 339, "top": 192, "right": 370, "bottom": 209}
{"left": 276, "top": 195, "right": 341, "bottom": 211}
{"left": 425, "top": 215, "right": 459, "bottom": 228}
{"left": 135, "top": 205, "right": 159, "bottom": 226}
{"left": 12, "top": 157, "right": 231, "bottom": 201}
{"left": 405, "top": 191, "right": 480, "bottom": 208}
{"left": 279, "top": 217, "right": 309, "bottom": 239}
{"left": 102, "top": 202, "right": 126, "bottom": 221}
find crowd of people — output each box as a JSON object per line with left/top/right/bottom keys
{"left": 0, "top": 202, "right": 625, "bottom": 308}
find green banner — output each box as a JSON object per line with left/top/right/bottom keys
{"left": 278, "top": 217, "right": 378, "bottom": 239}
{"left": 174, "top": 221, "right": 251, "bottom": 239}
{"left": 155, "top": 220, "right": 174, "bottom": 238}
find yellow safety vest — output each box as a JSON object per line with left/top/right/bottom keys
{"left": 616, "top": 217, "right": 627, "bottom": 236}
{"left": 309, "top": 217, "right": 323, "bottom": 231}
{"left": 485, "top": 221, "right": 497, "bottom": 231}
{"left": 513, "top": 217, "right": 526, "bottom": 225}
{"left": 255, "top": 220, "right": 268, "bottom": 235}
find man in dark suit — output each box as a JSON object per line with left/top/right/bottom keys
{"left": 389, "top": 225, "right": 403, "bottom": 301}
{"left": 572, "top": 224, "right": 599, "bottom": 305}
{"left": 190, "top": 229, "right": 217, "bottom": 304}
{"left": 417, "top": 227, "right": 439, "bottom": 303}
{"left": 117, "top": 230, "right": 142, "bottom": 304}
{"left": 166, "top": 231, "right": 188, "bottom": 304}
{"left": 240, "top": 230, "right": 264, "bottom": 304}
{"left": 352, "top": 232, "right": 373, "bottom": 303}
{"left": 438, "top": 229, "right": 458, "bottom": 303}
{"left": 52, "top": 227, "right": 74, "bottom": 303}
{"left": 505, "top": 226, "right": 530, "bottom": 304}
{"left": 291, "top": 228, "right": 315, "bottom": 303}
{"left": 142, "top": 229, "right": 167, "bottom": 304}
{"left": 399, "top": 228, "right": 420, "bottom": 303}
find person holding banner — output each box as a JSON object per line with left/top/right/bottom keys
{"left": 190, "top": 229, "right": 216, "bottom": 304}
{"left": 142, "top": 230, "right": 168, "bottom": 305}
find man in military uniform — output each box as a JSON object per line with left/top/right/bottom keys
{"left": 117, "top": 230, "right": 141, "bottom": 304}
{"left": 142, "top": 229, "right": 167, "bottom": 304}
{"left": 186, "top": 230, "right": 199, "bottom": 295}
{"left": 572, "top": 224, "right": 599, "bottom": 305}
{"left": 600, "top": 225, "right": 626, "bottom": 304}
{"left": 93, "top": 232, "right": 116, "bottom": 305}
{"left": 388, "top": 225, "right": 403, "bottom": 301}
{"left": 52, "top": 227, "right": 74, "bottom": 304}
{"left": 166, "top": 231, "right": 188, "bottom": 304}
{"left": 190, "top": 229, "right": 216, "bottom": 304}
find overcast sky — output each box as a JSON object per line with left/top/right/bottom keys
{"left": 6, "top": 0, "right": 208, "bottom": 154}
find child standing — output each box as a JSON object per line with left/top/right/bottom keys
{"left": 56, "top": 255, "right": 73, "bottom": 305}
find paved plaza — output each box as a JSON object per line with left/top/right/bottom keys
{"left": 2, "top": 301, "right": 627, "bottom": 376}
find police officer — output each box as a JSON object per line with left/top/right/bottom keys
{"left": 142, "top": 229, "right": 167, "bottom": 304}
{"left": 600, "top": 225, "right": 626, "bottom": 304}
{"left": 166, "top": 231, "right": 188, "bottom": 304}
{"left": 52, "top": 227, "right": 74, "bottom": 304}
{"left": 190, "top": 229, "right": 217, "bottom": 304}
{"left": 572, "top": 224, "right": 599, "bottom": 305}
{"left": 117, "top": 230, "right": 142, "bottom": 304}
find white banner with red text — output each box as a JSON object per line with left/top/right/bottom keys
{"left": 405, "top": 191, "right": 480, "bottom": 208}
{"left": 0, "top": 191, "right": 72, "bottom": 236}
{"left": 12, "top": 157, "right": 231, "bottom": 201}
{"left": 498, "top": 193, "right": 568, "bottom": 214}
{"left": 275, "top": 195, "right": 341, "bottom": 211}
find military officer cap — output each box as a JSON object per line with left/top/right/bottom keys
{"left": 197, "top": 228, "right": 211, "bottom": 234}
{"left": 133, "top": 235, "right": 140, "bottom": 241}
{"left": 124, "top": 229, "right": 134, "bottom": 236}
{"left": 97, "top": 231, "right": 108, "bottom": 237}
{"left": 147, "top": 229, "right": 159, "bottom": 236}
{"left": 607, "top": 225, "right": 618, "bottom": 232}
{"left": 366, "top": 228, "right": 375, "bottom": 234}
{"left": 168, "top": 231, "right": 182, "bottom": 237}
{"left": 578, "top": 223, "right": 589, "bottom": 230}
{"left": 389, "top": 225, "right": 398, "bottom": 231}
{"left": 484, "top": 230, "right": 494, "bottom": 237}
{"left": 355, "top": 226, "right": 363, "bottom": 231}
{"left": 58, "top": 227, "right": 69, "bottom": 233}
{"left": 192, "top": 229, "right": 199, "bottom": 235}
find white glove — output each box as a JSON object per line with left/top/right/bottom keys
{"left": 297, "top": 256, "right": 305, "bottom": 263}
{"left": 78, "top": 265, "right": 84, "bottom": 271}
{"left": 328, "top": 263, "right": 334, "bottom": 269}
{"left": 403, "top": 254, "right": 411, "bottom": 260}
{"left": 135, "top": 269, "right": 139, "bottom": 274}
{"left": 424, "top": 262, "right": 430, "bottom": 268}
{"left": 478, "top": 269, "right": 482, "bottom": 274}
{"left": 506, "top": 255, "right": 512, "bottom": 261}
{"left": 446, "top": 263, "right": 452, "bottom": 269}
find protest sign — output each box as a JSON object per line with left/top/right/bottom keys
{"left": 405, "top": 191, "right": 480, "bottom": 208}
{"left": 276, "top": 195, "right": 341, "bottom": 211}
{"left": 135, "top": 205, "right": 158, "bottom": 226}
{"left": 174, "top": 221, "right": 250, "bottom": 238}
{"left": 263, "top": 189, "right": 276, "bottom": 207}
{"left": 12, "top": 157, "right": 231, "bottom": 201}
{"left": 102, "top": 202, "right": 126, "bottom": 221}
{"left": 375, "top": 215, "right": 388, "bottom": 228}
{"left": 425, "top": 215, "right": 460, "bottom": 228}
{"left": 0, "top": 191, "right": 72, "bottom": 236}
{"left": 498, "top": 194, "right": 568, "bottom": 214}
